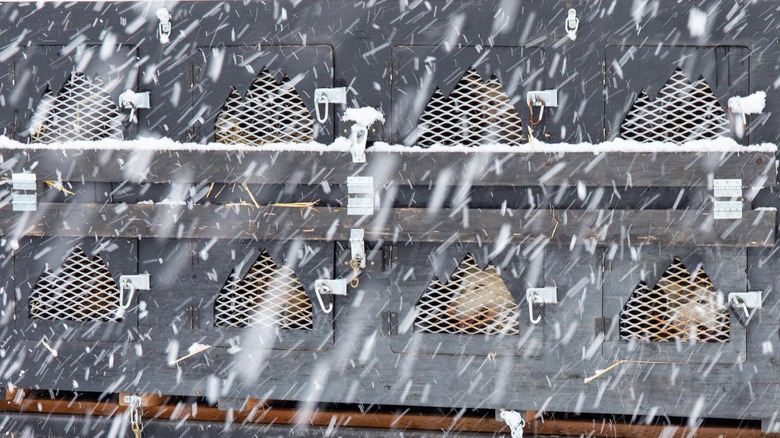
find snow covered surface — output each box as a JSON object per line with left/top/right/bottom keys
{"left": 342, "top": 107, "right": 385, "bottom": 126}
{"left": 0, "top": 135, "right": 774, "bottom": 154}
{"left": 728, "top": 91, "right": 767, "bottom": 115}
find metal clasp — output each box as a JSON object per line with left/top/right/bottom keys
{"left": 565, "top": 8, "right": 579, "bottom": 41}
{"left": 314, "top": 279, "right": 348, "bottom": 314}
{"left": 157, "top": 8, "right": 172, "bottom": 44}
{"left": 314, "top": 87, "right": 347, "bottom": 124}
{"left": 118, "top": 274, "right": 151, "bottom": 310}
{"left": 526, "top": 287, "right": 557, "bottom": 325}
{"left": 728, "top": 291, "right": 762, "bottom": 319}
{"left": 118, "top": 90, "right": 151, "bottom": 124}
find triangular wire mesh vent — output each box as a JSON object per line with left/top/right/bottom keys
{"left": 214, "top": 250, "right": 313, "bottom": 330}
{"left": 414, "top": 68, "right": 524, "bottom": 146}
{"left": 414, "top": 254, "right": 519, "bottom": 335}
{"left": 29, "top": 247, "right": 121, "bottom": 322}
{"left": 29, "top": 72, "right": 124, "bottom": 144}
{"left": 619, "top": 257, "right": 730, "bottom": 343}
{"left": 619, "top": 68, "right": 729, "bottom": 143}
{"left": 215, "top": 68, "right": 313, "bottom": 145}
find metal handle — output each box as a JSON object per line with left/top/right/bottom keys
{"left": 119, "top": 279, "right": 136, "bottom": 310}
{"left": 527, "top": 292, "right": 543, "bottom": 325}
{"left": 529, "top": 97, "right": 546, "bottom": 126}
{"left": 315, "top": 93, "right": 329, "bottom": 124}
{"left": 315, "top": 284, "right": 333, "bottom": 314}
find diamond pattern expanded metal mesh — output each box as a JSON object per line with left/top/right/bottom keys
{"left": 29, "top": 72, "right": 124, "bottom": 144}
{"left": 619, "top": 68, "right": 729, "bottom": 143}
{"left": 215, "top": 69, "right": 313, "bottom": 145}
{"left": 214, "top": 250, "right": 313, "bottom": 330}
{"left": 29, "top": 248, "right": 121, "bottom": 322}
{"left": 414, "top": 254, "right": 520, "bottom": 335}
{"left": 619, "top": 257, "right": 730, "bottom": 343}
{"left": 413, "top": 68, "right": 524, "bottom": 146}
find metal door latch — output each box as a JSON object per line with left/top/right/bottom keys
{"left": 118, "top": 274, "right": 151, "bottom": 310}
{"left": 157, "top": 8, "right": 172, "bottom": 44}
{"left": 119, "top": 90, "right": 151, "bottom": 124}
{"left": 350, "top": 124, "right": 368, "bottom": 163}
{"left": 314, "top": 87, "right": 347, "bottom": 123}
{"left": 526, "top": 90, "right": 559, "bottom": 108}
{"left": 350, "top": 229, "right": 366, "bottom": 268}
{"left": 347, "top": 176, "right": 374, "bottom": 216}
{"left": 314, "top": 279, "right": 347, "bottom": 314}
{"left": 728, "top": 291, "right": 762, "bottom": 318}
{"left": 565, "top": 8, "right": 579, "bottom": 41}
{"left": 12, "top": 173, "right": 36, "bottom": 212}
{"left": 526, "top": 287, "right": 557, "bottom": 325}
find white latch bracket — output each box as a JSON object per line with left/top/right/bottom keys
{"left": 314, "top": 87, "right": 348, "bottom": 124}
{"left": 350, "top": 124, "right": 368, "bottom": 163}
{"left": 350, "top": 229, "right": 366, "bottom": 268}
{"left": 526, "top": 287, "right": 557, "bottom": 325}
{"left": 526, "top": 90, "right": 559, "bottom": 108}
{"left": 12, "top": 173, "right": 36, "bottom": 212}
{"left": 118, "top": 274, "right": 151, "bottom": 310}
{"left": 728, "top": 291, "right": 762, "bottom": 318}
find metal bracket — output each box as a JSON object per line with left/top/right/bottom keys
{"left": 714, "top": 179, "right": 742, "bottom": 198}
{"left": 119, "top": 91, "right": 151, "bottom": 110}
{"left": 118, "top": 274, "right": 151, "bottom": 310}
{"left": 157, "top": 8, "right": 172, "bottom": 44}
{"left": 314, "top": 279, "right": 347, "bottom": 314}
{"left": 728, "top": 292, "right": 762, "bottom": 318}
{"left": 526, "top": 90, "right": 559, "bottom": 107}
{"left": 347, "top": 176, "right": 374, "bottom": 216}
{"left": 350, "top": 229, "right": 366, "bottom": 268}
{"left": 713, "top": 201, "right": 743, "bottom": 219}
{"left": 12, "top": 173, "right": 36, "bottom": 211}
{"left": 526, "top": 287, "right": 557, "bottom": 325}
{"left": 564, "top": 8, "right": 579, "bottom": 41}
{"left": 123, "top": 395, "right": 142, "bottom": 409}
{"left": 350, "top": 124, "right": 368, "bottom": 163}
{"left": 314, "top": 87, "right": 347, "bottom": 123}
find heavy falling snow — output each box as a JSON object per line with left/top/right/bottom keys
{"left": 0, "top": 0, "right": 778, "bottom": 437}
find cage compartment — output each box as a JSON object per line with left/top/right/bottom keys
{"left": 191, "top": 45, "right": 334, "bottom": 144}
{"left": 605, "top": 45, "right": 748, "bottom": 143}
{"left": 12, "top": 45, "right": 138, "bottom": 143}
{"left": 15, "top": 237, "right": 138, "bottom": 343}
{"left": 138, "top": 240, "right": 334, "bottom": 352}
{"left": 391, "top": 45, "right": 546, "bottom": 145}
{"left": 602, "top": 247, "right": 747, "bottom": 363}
{"left": 389, "top": 244, "right": 547, "bottom": 357}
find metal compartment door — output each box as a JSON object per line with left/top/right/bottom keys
{"left": 15, "top": 237, "right": 139, "bottom": 343}
{"left": 191, "top": 45, "right": 334, "bottom": 144}
{"left": 605, "top": 45, "right": 749, "bottom": 143}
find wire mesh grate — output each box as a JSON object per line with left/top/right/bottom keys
{"left": 619, "top": 68, "right": 729, "bottom": 143}
{"left": 413, "top": 68, "right": 524, "bottom": 146}
{"left": 29, "top": 247, "right": 122, "bottom": 322}
{"left": 214, "top": 250, "right": 313, "bottom": 330}
{"left": 215, "top": 68, "right": 313, "bottom": 145}
{"left": 414, "top": 254, "right": 520, "bottom": 335}
{"left": 619, "top": 257, "right": 730, "bottom": 343}
{"left": 29, "top": 72, "right": 124, "bottom": 144}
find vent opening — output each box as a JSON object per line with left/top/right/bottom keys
{"left": 29, "top": 248, "right": 122, "bottom": 322}
{"left": 215, "top": 68, "right": 313, "bottom": 146}
{"left": 619, "top": 68, "right": 729, "bottom": 143}
{"left": 28, "top": 72, "right": 124, "bottom": 144}
{"left": 414, "top": 254, "right": 519, "bottom": 335}
{"left": 412, "top": 68, "right": 524, "bottom": 147}
{"left": 619, "top": 257, "right": 730, "bottom": 343}
{"left": 214, "top": 250, "right": 313, "bottom": 330}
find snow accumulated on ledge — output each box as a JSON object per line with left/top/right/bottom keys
{"left": 0, "top": 135, "right": 774, "bottom": 154}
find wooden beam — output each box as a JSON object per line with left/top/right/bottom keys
{"left": 0, "top": 147, "right": 774, "bottom": 188}
{"left": 0, "top": 391, "right": 771, "bottom": 437}
{"left": 0, "top": 203, "right": 773, "bottom": 247}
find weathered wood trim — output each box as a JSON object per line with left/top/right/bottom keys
{"left": 1, "top": 203, "right": 773, "bottom": 247}
{"left": 0, "top": 147, "right": 774, "bottom": 187}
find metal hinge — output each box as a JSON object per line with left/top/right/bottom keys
{"left": 347, "top": 176, "right": 374, "bottom": 216}
{"left": 12, "top": 173, "right": 36, "bottom": 211}
{"left": 713, "top": 201, "right": 742, "bottom": 219}
{"left": 713, "top": 178, "right": 743, "bottom": 219}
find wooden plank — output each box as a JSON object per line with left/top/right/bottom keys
{"left": 0, "top": 147, "right": 774, "bottom": 188}
{"left": 0, "top": 203, "right": 774, "bottom": 247}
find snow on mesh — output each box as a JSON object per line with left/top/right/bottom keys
{"left": 29, "top": 247, "right": 122, "bottom": 322}
{"left": 415, "top": 254, "right": 520, "bottom": 335}
{"left": 215, "top": 68, "right": 313, "bottom": 146}
{"left": 214, "top": 250, "right": 313, "bottom": 330}
{"left": 619, "top": 68, "right": 729, "bottom": 143}
{"left": 411, "top": 68, "right": 524, "bottom": 146}
{"left": 619, "top": 257, "right": 730, "bottom": 343}
{"left": 28, "top": 72, "right": 124, "bottom": 144}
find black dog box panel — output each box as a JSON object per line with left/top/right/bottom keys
{"left": 605, "top": 45, "right": 749, "bottom": 143}
{"left": 602, "top": 246, "right": 746, "bottom": 363}
{"left": 191, "top": 45, "right": 334, "bottom": 144}
{"left": 391, "top": 45, "right": 546, "bottom": 145}
{"left": 389, "top": 243, "right": 550, "bottom": 358}
{"left": 15, "top": 237, "right": 138, "bottom": 343}
{"left": 138, "top": 239, "right": 334, "bottom": 352}
{"left": 12, "top": 45, "right": 138, "bottom": 143}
